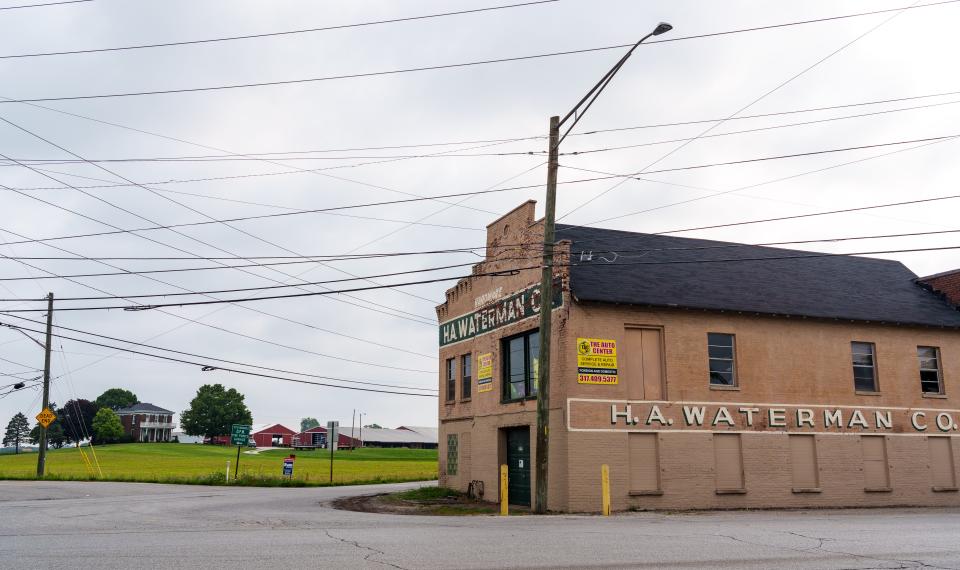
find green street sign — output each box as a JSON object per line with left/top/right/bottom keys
{"left": 231, "top": 424, "right": 251, "bottom": 446}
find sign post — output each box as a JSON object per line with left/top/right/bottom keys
{"left": 230, "top": 424, "right": 251, "bottom": 480}
{"left": 327, "top": 420, "right": 339, "bottom": 483}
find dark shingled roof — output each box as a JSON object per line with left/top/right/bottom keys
{"left": 116, "top": 402, "right": 173, "bottom": 415}
{"left": 559, "top": 224, "right": 960, "bottom": 329}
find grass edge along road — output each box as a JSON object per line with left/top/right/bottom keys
{"left": 0, "top": 443, "right": 437, "bottom": 487}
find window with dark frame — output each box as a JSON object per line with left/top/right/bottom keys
{"left": 445, "top": 357, "right": 456, "bottom": 402}
{"left": 918, "top": 346, "right": 944, "bottom": 394}
{"left": 851, "top": 342, "right": 878, "bottom": 392}
{"left": 707, "top": 333, "right": 736, "bottom": 386}
{"left": 502, "top": 329, "right": 539, "bottom": 402}
{"left": 461, "top": 353, "right": 472, "bottom": 400}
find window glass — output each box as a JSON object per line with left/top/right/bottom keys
{"left": 461, "top": 354, "right": 472, "bottom": 400}
{"left": 446, "top": 358, "right": 456, "bottom": 402}
{"left": 918, "top": 346, "right": 943, "bottom": 394}
{"left": 503, "top": 329, "right": 539, "bottom": 402}
{"left": 707, "top": 333, "right": 736, "bottom": 386}
{"left": 851, "top": 342, "right": 877, "bottom": 392}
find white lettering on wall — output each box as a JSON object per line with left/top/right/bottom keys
{"left": 911, "top": 412, "right": 927, "bottom": 431}
{"left": 875, "top": 411, "right": 893, "bottom": 430}
{"left": 738, "top": 407, "right": 759, "bottom": 427}
{"left": 683, "top": 406, "right": 706, "bottom": 426}
{"left": 824, "top": 409, "right": 843, "bottom": 428}
{"left": 712, "top": 407, "right": 735, "bottom": 427}
{"left": 646, "top": 405, "right": 668, "bottom": 426}
{"left": 768, "top": 408, "right": 786, "bottom": 428}
{"left": 848, "top": 409, "right": 869, "bottom": 429}
{"left": 796, "top": 409, "right": 815, "bottom": 428}
{"left": 936, "top": 413, "right": 955, "bottom": 432}
{"left": 611, "top": 404, "right": 632, "bottom": 425}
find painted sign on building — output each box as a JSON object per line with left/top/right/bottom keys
{"left": 576, "top": 338, "right": 618, "bottom": 384}
{"left": 567, "top": 398, "right": 960, "bottom": 434}
{"left": 438, "top": 281, "right": 562, "bottom": 347}
{"left": 477, "top": 353, "right": 493, "bottom": 393}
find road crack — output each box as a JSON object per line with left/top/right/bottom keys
{"left": 324, "top": 529, "right": 408, "bottom": 570}
{"left": 784, "top": 530, "right": 955, "bottom": 570}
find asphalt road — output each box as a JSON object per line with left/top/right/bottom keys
{"left": 2, "top": 481, "right": 959, "bottom": 569}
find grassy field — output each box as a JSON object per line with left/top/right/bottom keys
{"left": 0, "top": 444, "right": 437, "bottom": 486}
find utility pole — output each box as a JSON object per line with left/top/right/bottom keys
{"left": 358, "top": 413, "right": 364, "bottom": 449}
{"left": 36, "top": 292, "right": 54, "bottom": 478}
{"left": 534, "top": 116, "right": 559, "bottom": 514}
{"left": 351, "top": 409, "right": 356, "bottom": 452}
{"left": 532, "top": 22, "right": 673, "bottom": 515}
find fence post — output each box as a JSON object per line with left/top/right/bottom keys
{"left": 499, "top": 464, "right": 509, "bottom": 516}
{"left": 226, "top": 461, "right": 231, "bottom": 483}
{"left": 601, "top": 464, "right": 610, "bottom": 516}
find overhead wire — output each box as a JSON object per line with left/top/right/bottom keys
{"left": 2, "top": 1, "right": 959, "bottom": 102}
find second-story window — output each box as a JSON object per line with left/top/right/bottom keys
{"left": 503, "top": 329, "right": 539, "bottom": 402}
{"left": 446, "top": 358, "right": 456, "bottom": 402}
{"left": 461, "top": 354, "right": 472, "bottom": 400}
{"left": 918, "top": 346, "right": 944, "bottom": 394}
{"left": 851, "top": 342, "right": 878, "bottom": 392}
{"left": 707, "top": 333, "right": 737, "bottom": 386}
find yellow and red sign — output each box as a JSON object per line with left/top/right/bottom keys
{"left": 477, "top": 353, "right": 493, "bottom": 393}
{"left": 577, "top": 338, "right": 618, "bottom": 385}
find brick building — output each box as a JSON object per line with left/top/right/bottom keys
{"left": 117, "top": 403, "right": 176, "bottom": 443}
{"left": 437, "top": 201, "right": 960, "bottom": 512}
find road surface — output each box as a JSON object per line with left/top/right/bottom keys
{"left": 1, "top": 480, "right": 959, "bottom": 569}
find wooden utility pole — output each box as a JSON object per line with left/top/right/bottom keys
{"left": 534, "top": 117, "right": 560, "bottom": 514}
{"left": 351, "top": 409, "right": 356, "bottom": 452}
{"left": 36, "top": 292, "right": 54, "bottom": 478}
{"left": 532, "top": 22, "right": 673, "bottom": 515}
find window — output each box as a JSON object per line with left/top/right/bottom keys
{"left": 707, "top": 333, "right": 736, "bottom": 386}
{"left": 918, "top": 346, "right": 944, "bottom": 394}
{"left": 502, "top": 329, "right": 539, "bottom": 402}
{"left": 461, "top": 354, "right": 472, "bottom": 400}
{"left": 851, "top": 342, "right": 878, "bottom": 392}
{"left": 445, "top": 358, "right": 456, "bottom": 402}
{"left": 446, "top": 434, "right": 458, "bottom": 475}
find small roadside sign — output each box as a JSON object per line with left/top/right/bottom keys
{"left": 282, "top": 455, "right": 295, "bottom": 478}
{"left": 36, "top": 407, "right": 56, "bottom": 429}
{"left": 230, "top": 424, "right": 251, "bottom": 446}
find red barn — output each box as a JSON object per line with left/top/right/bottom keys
{"left": 250, "top": 423, "right": 295, "bottom": 447}
{"left": 292, "top": 426, "right": 354, "bottom": 449}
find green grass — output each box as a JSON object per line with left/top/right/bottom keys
{"left": 0, "top": 444, "right": 437, "bottom": 487}
{"left": 395, "top": 486, "right": 461, "bottom": 501}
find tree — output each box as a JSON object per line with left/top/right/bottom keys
{"left": 180, "top": 384, "right": 252, "bottom": 439}
{"left": 92, "top": 408, "right": 124, "bottom": 443}
{"left": 58, "top": 399, "right": 98, "bottom": 445}
{"left": 3, "top": 413, "right": 31, "bottom": 453}
{"left": 94, "top": 388, "right": 138, "bottom": 411}
{"left": 363, "top": 423, "right": 383, "bottom": 429}
{"left": 300, "top": 417, "right": 320, "bottom": 432}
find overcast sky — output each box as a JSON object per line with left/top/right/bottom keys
{"left": 1, "top": 0, "right": 959, "bottom": 433}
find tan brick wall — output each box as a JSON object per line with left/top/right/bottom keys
{"left": 436, "top": 201, "right": 960, "bottom": 512}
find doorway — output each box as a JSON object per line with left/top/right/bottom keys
{"left": 504, "top": 427, "right": 531, "bottom": 506}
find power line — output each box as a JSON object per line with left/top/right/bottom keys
{"left": 0, "top": 314, "right": 437, "bottom": 392}
{"left": 0, "top": 321, "right": 438, "bottom": 397}
{"left": 11, "top": 94, "right": 960, "bottom": 166}
{"left": 0, "top": 0, "right": 91, "bottom": 10}
{"left": 0, "top": 224, "right": 438, "bottom": 368}
{"left": 6, "top": 133, "right": 956, "bottom": 251}
{"left": 4, "top": 0, "right": 959, "bottom": 103}
{"left": 0, "top": 268, "right": 527, "bottom": 312}
{"left": 0, "top": 0, "right": 559, "bottom": 58}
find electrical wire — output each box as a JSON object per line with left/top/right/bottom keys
{"left": 0, "top": 0, "right": 90, "bottom": 10}
{"left": 0, "top": 321, "right": 438, "bottom": 397}
{"left": 3, "top": 1, "right": 958, "bottom": 102}
{"left": 0, "top": 1, "right": 559, "bottom": 59}
{"left": 2, "top": 313, "right": 437, "bottom": 392}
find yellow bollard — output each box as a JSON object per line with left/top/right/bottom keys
{"left": 500, "top": 464, "right": 509, "bottom": 516}
{"left": 601, "top": 464, "right": 610, "bottom": 516}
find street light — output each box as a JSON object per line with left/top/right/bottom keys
{"left": 534, "top": 22, "right": 672, "bottom": 514}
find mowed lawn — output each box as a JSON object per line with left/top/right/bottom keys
{"left": 0, "top": 444, "right": 437, "bottom": 486}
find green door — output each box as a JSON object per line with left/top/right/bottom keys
{"left": 506, "top": 427, "right": 531, "bottom": 506}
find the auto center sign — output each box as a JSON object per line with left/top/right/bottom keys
{"left": 567, "top": 399, "right": 960, "bottom": 434}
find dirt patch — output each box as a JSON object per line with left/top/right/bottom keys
{"left": 333, "top": 491, "right": 500, "bottom": 516}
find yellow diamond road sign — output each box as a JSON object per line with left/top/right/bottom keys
{"left": 36, "top": 407, "right": 56, "bottom": 429}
